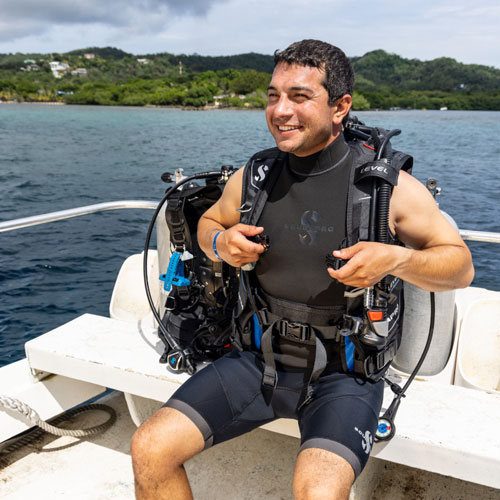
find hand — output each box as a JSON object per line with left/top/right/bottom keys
{"left": 216, "top": 224, "right": 266, "bottom": 267}
{"left": 327, "top": 242, "right": 403, "bottom": 288}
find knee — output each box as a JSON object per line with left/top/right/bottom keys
{"left": 293, "top": 449, "right": 354, "bottom": 500}
{"left": 294, "top": 479, "right": 352, "bottom": 500}
{"left": 294, "top": 478, "right": 345, "bottom": 500}
{"left": 130, "top": 409, "right": 183, "bottom": 476}
{"left": 130, "top": 407, "right": 204, "bottom": 478}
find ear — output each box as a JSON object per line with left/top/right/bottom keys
{"left": 332, "top": 94, "right": 352, "bottom": 125}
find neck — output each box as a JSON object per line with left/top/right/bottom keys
{"left": 288, "top": 134, "right": 349, "bottom": 176}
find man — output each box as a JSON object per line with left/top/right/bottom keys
{"left": 131, "top": 40, "right": 474, "bottom": 500}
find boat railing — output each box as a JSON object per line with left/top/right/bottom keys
{"left": 0, "top": 201, "right": 499, "bottom": 244}
{"left": 0, "top": 201, "right": 157, "bottom": 233}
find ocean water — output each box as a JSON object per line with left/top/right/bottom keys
{"left": 0, "top": 104, "right": 499, "bottom": 366}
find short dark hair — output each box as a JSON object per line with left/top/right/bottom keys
{"left": 273, "top": 39, "right": 354, "bottom": 105}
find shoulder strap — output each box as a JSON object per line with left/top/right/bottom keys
{"left": 239, "top": 147, "right": 287, "bottom": 226}
{"left": 345, "top": 140, "right": 413, "bottom": 246}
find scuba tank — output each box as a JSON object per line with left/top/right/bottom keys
{"left": 143, "top": 166, "right": 238, "bottom": 375}
{"left": 395, "top": 282, "right": 455, "bottom": 376}
{"left": 393, "top": 183, "right": 457, "bottom": 377}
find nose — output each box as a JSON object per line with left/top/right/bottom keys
{"left": 273, "top": 94, "right": 293, "bottom": 120}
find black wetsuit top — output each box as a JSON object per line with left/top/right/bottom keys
{"left": 255, "top": 135, "right": 352, "bottom": 306}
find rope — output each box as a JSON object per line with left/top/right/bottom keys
{"left": 0, "top": 394, "right": 117, "bottom": 439}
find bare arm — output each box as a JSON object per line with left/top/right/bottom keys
{"left": 197, "top": 166, "right": 266, "bottom": 267}
{"left": 328, "top": 171, "right": 474, "bottom": 291}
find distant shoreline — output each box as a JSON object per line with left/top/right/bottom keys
{"left": 3, "top": 101, "right": 500, "bottom": 113}
{"left": 0, "top": 100, "right": 65, "bottom": 106}
{"left": 0, "top": 100, "right": 264, "bottom": 111}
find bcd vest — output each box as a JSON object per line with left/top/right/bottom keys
{"left": 232, "top": 130, "right": 413, "bottom": 404}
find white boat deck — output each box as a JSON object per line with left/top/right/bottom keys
{"left": 19, "top": 287, "right": 500, "bottom": 491}
{"left": 2, "top": 391, "right": 500, "bottom": 500}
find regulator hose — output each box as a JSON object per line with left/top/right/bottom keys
{"left": 142, "top": 170, "right": 223, "bottom": 374}
{"left": 375, "top": 291, "right": 435, "bottom": 442}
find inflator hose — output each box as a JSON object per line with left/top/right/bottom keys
{"left": 374, "top": 129, "right": 400, "bottom": 289}
{"left": 376, "top": 181, "right": 392, "bottom": 290}
{"left": 369, "top": 129, "right": 401, "bottom": 244}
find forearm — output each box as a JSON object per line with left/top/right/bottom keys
{"left": 393, "top": 244, "right": 474, "bottom": 291}
{"left": 330, "top": 241, "right": 474, "bottom": 291}
{"left": 197, "top": 214, "right": 226, "bottom": 262}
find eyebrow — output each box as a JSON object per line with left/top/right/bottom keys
{"left": 267, "top": 85, "right": 314, "bottom": 93}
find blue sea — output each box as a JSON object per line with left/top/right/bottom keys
{"left": 1, "top": 104, "right": 499, "bottom": 367}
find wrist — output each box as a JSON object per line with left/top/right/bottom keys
{"left": 394, "top": 245, "right": 413, "bottom": 277}
{"left": 212, "top": 230, "right": 224, "bottom": 261}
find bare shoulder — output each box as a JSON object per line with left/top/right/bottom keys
{"left": 200, "top": 165, "right": 245, "bottom": 228}
{"left": 391, "top": 170, "right": 437, "bottom": 221}
{"left": 221, "top": 164, "right": 245, "bottom": 207}
{"left": 391, "top": 170, "right": 464, "bottom": 250}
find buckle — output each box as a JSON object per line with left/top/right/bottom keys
{"left": 262, "top": 366, "right": 278, "bottom": 389}
{"left": 278, "top": 320, "right": 311, "bottom": 341}
{"left": 167, "top": 198, "right": 184, "bottom": 212}
{"left": 340, "top": 314, "right": 364, "bottom": 337}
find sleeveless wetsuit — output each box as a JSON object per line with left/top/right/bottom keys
{"left": 255, "top": 135, "right": 351, "bottom": 306}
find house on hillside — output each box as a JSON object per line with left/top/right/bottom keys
{"left": 71, "top": 68, "right": 88, "bottom": 76}
{"left": 50, "top": 62, "right": 70, "bottom": 78}
{"left": 84, "top": 53, "right": 95, "bottom": 60}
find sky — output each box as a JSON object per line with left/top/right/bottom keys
{"left": 0, "top": 0, "right": 498, "bottom": 68}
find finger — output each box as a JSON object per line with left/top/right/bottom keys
{"left": 333, "top": 243, "right": 360, "bottom": 260}
{"left": 330, "top": 257, "right": 361, "bottom": 282}
{"left": 254, "top": 244, "right": 266, "bottom": 254}
{"left": 238, "top": 238, "right": 266, "bottom": 255}
{"left": 225, "top": 232, "right": 264, "bottom": 259}
{"left": 237, "top": 224, "right": 264, "bottom": 237}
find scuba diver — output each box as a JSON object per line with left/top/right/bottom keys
{"left": 131, "top": 40, "right": 474, "bottom": 500}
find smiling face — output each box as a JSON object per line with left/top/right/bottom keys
{"left": 266, "top": 62, "right": 350, "bottom": 157}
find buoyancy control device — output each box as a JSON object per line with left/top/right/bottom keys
{"left": 233, "top": 116, "right": 413, "bottom": 380}
{"left": 143, "top": 166, "right": 238, "bottom": 375}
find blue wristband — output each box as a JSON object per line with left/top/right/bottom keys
{"left": 213, "top": 231, "right": 223, "bottom": 261}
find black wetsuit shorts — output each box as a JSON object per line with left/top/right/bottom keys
{"left": 164, "top": 350, "right": 384, "bottom": 478}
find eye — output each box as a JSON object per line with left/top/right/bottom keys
{"left": 267, "top": 92, "right": 279, "bottom": 102}
{"left": 292, "top": 93, "right": 309, "bottom": 102}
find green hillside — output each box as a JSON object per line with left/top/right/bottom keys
{"left": 1, "top": 47, "right": 499, "bottom": 110}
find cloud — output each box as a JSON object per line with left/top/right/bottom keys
{"left": 0, "top": 0, "right": 498, "bottom": 69}
{"left": 0, "top": 0, "right": 227, "bottom": 43}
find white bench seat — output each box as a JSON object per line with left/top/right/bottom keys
{"left": 25, "top": 313, "right": 500, "bottom": 490}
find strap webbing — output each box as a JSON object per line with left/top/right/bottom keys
{"left": 260, "top": 320, "right": 330, "bottom": 407}
{"left": 260, "top": 320, "right": 279, "bottom": 405}
{"left": 261, "top": 290, "right": 344, "bottom": 328}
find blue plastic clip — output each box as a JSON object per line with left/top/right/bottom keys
{"left": 159, "top": 252, "right": 191, "bottom": 291}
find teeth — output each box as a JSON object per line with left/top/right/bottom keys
{"left": 278, "top": 125, "right": 300, "bottom": 131}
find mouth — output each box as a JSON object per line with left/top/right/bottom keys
{"left": 277, "top": 125, "right": 301, "bottom": 132}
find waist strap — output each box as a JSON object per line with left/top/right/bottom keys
{"left": 260, "top": 289, "right": 345, "bottom": 327}
{"left": 262, "top": 310, "right": 341, "bottom": 342}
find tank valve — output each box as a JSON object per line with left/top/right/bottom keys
{"left": 426, "top": 178, "right": 441, "bottom": 200}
